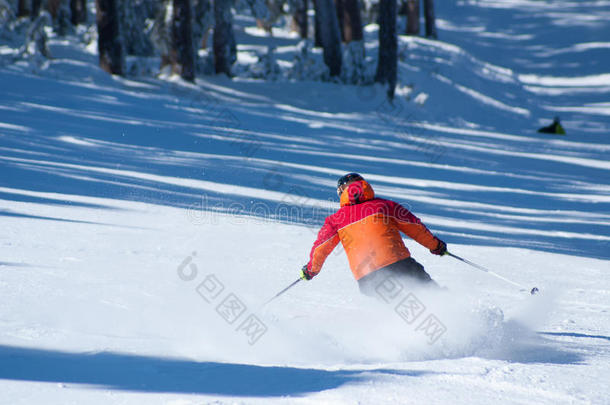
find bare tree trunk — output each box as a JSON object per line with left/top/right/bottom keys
{"left": 314, "top": 0, "right": 342, "bottom": 76}
{"left": 171, "top": 0, "right": 195, "bottom": 81}
{"left": 256, "top": 18, "right": 271, "bottom": 34}
{"left": 151, "top": 0, "right": 171, "bottom": 70}
{"left": 32, "top": 0, "right": 42, "bottom": 18}
{"left": 406, "top": 0, "right": 419, "bottom": 35}
{"left": 96, "top": 0, "right": 124, "bottom": 75}
{"left": 423, "top": 0, "right": 436, "bottom": 38}
{"left": 46, "top": 0, "right": 60, "bottom": 18}
{"left": 313, "top": 0, "right": 322, "bottom": 47}
{"left": 192, "top": 0, "right": 212, "bottom": 50}
{"left": 201, "top": 30, "right": 209, "bottom": 48}
{"left": 213, "top": 0, "right": 236, "bottom": 75}
{"left": 375, "top": 0, "right": 396, "bottom": 98}
{"left": 342, "top": 0, "right": 362, "bottom": 42}
{"left": 292, "top": 0, "right": 308, "bottom": 39}
{"left": 334, "top": 0, "right": 345, "bottom": 42}
{"left": 18, "top": 0, "right": 29, "bottom": 17}
{"left": 70, "top": 0, "right": 87, "bottom": 24}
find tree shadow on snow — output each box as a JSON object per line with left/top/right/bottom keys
{"left": 0, "top": 209, "right": 150, "bottom": 230}
{"left": 539, "top": 331, "right": 610, "bottom": 343}
{"left": 0, "top": 345, "right": 436, "bottom": 396}
{"left": 1, "top": 69, "right": 608, "bottom": 260}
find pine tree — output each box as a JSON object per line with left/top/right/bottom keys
{"left": 171, "top": 0, "right": 195, "bottom": 81}
{"left": 213, "top": 0, "right": 236, "bottom": 75}
{"left": 96, "top": 0, "right": 124, "bottom": 75}
{"left": 423, "top": 0, "right": 436, "bottom": 38}
{"left": 313, "top": 0, "right": 341, "bottom": 76}
{"left": 375, "top": 0, "right": 396, "bottom": 98}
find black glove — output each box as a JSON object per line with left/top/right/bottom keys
{"left": 431, "top": 239, "right": 447, "bottom": 256}
{"left": 300, "top": 264, "right": 314, "bottom": 280}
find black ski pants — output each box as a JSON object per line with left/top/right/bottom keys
{"left": 357, "top": 257, "right": 438, "bottom": 298}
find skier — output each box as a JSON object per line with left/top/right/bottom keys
{"left": 300, "top": 173, "right": 447, "bottom": 296}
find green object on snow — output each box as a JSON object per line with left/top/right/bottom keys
{"left": 538, "top": 117, "right": 566, "bottom": 135}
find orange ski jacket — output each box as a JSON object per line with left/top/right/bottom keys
{"left": 306, "top": 180, "right": 441, "bottom": 280}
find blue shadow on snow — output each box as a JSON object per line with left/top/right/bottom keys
{"left": 0, "top": 345, "right": 433, "bottom": 396}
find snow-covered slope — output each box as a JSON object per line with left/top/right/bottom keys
{"left": 1, "top": 0, "right": 609, "bottom": 404}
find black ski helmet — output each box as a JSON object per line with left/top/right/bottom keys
{"left": 337, "top": 173, "right": 364, "bottom": 196}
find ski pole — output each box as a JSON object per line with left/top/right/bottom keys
{"left": 446, "top": 251, "right": 539, "bottom": 295}
{"left": 263, "top": 278, "right": 302, "bottom": 306}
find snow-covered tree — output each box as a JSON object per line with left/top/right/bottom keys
{"left": 23, "top": 10, "right": 51, "bottom": 58}
{"left": 43, "top": 0, "right": 72, "bottom": 35}
{"left": 341, "top": 39, "right": 366, "bottom": 84}
{"left": 171, "top": 0, "right": 195, "bottom": 81}
{"left": 423, "top": 0, "right": 436, "bottom": 38}
{"left": 245, "top": 45, "right": 280, "bottom": 80}
{"left": 375, "top": 0, "right": 396, "bottom": 98}
{"left": 213, "top": 0, "right": 236, "bottom": 75}
{"left": 313, "top": 0, "right": 341, "bottom": 76}
{"left": 96, "top": 0, "right": 125, "bottom": 75}
{"left": 289, "top": 39, "right": 328, "bottom": 80}
{"left": 150, "top": 0, "right": 172, "bottom": 67}
{"left": 0, "top": 0, "right": 15, "bottom": 30}
{"left": 361, "top": 0, "right": 378, "bottom": 26}
{"left": 54, "top": 0, "right": 71, "bottom": 35}
{"left": 122, "top": 0, "right": 156, "bottom": 56}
